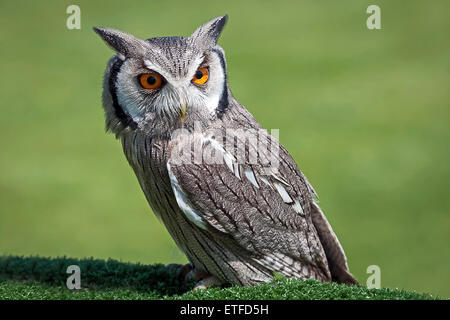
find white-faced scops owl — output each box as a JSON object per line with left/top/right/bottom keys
{"left": 94, "top": 15, "right": 358, "bottom": 289}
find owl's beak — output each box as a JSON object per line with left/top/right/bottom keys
{"left": 180, "top": 103, "right": 186, "bottom": 122}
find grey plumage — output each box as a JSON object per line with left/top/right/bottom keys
{"left": 94, "top": 15, "right": 358, "bottom": 287}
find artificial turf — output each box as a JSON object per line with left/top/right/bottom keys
{"left": 0, "top": 256, "right": 436, "bottom": 300}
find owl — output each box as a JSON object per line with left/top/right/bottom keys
{"left": 94, "top": 15, "right": 358, "bottom": 289}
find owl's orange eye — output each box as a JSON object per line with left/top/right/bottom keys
{"left": 139, "top": 73, "right": 163, "bottom": 89}
{"left": 192, "top": 67, "right": 209, "bottom": 85}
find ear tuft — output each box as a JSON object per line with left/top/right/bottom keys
{"left": 190, "top": 15, "right": 228, "bottom": 48}
{"left": 93, "top": 27, "right": 149, "bottom": 57}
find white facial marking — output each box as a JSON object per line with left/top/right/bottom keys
{"left": 187, "top": 55, "right": 205, "bottom": 80}
{"left": 197, "top": 50, "right": 225, "bottom": 114}
{"left": 143, "top": 59, "right": 172, "bottom": 82}
{"left": 116, "top": 87, "right": 145, "bottom": 122}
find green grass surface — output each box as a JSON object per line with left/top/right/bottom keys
{"left": 0, "top": 0, "right": 449, "bottom": 298}
{"left": 0, "top": 256, "right": 435, "bottom": 300}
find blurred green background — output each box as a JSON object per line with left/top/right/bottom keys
{"left": 0, "top": 0, "right": 449, "bottom": 297}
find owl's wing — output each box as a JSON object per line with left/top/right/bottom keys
{"left": 167, "top": 131, "right": 356, "bottom": 284}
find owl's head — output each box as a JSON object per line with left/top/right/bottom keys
{"left": 94, "top": 15, "right": 229, "bottom": 138}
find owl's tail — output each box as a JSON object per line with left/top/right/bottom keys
{"left": 311, "top": 202, "right": 359, "bottom": 286}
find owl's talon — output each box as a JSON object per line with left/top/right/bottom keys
{"left": 177, "top": 263, "right": 194, "bottom": 279}
{"left": 193, "top": 276, "right": 223, "bottom": 290}
{"left": 165, "top": 263, "right": 193, "bottom": 281}
{"left": 184, "top": 268, "right": 210, "bottom": 283}
{"left": 165, "top": 263, "right": 183, "bottom": 271}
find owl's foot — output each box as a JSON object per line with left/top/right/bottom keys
{"left": 184, "top": 268, "right": 210, "bottom": 283}
{"left": 165, "top": 263, "right": 194, "bottom": 280}
{"left": 192, "top": 276, "right": 224, "bottom": 290}
{"left": 184, "top": 267, "right": 224, "bottom": 289}
{"left": 166, "top": 264, "right": 222, "bottom": 289}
